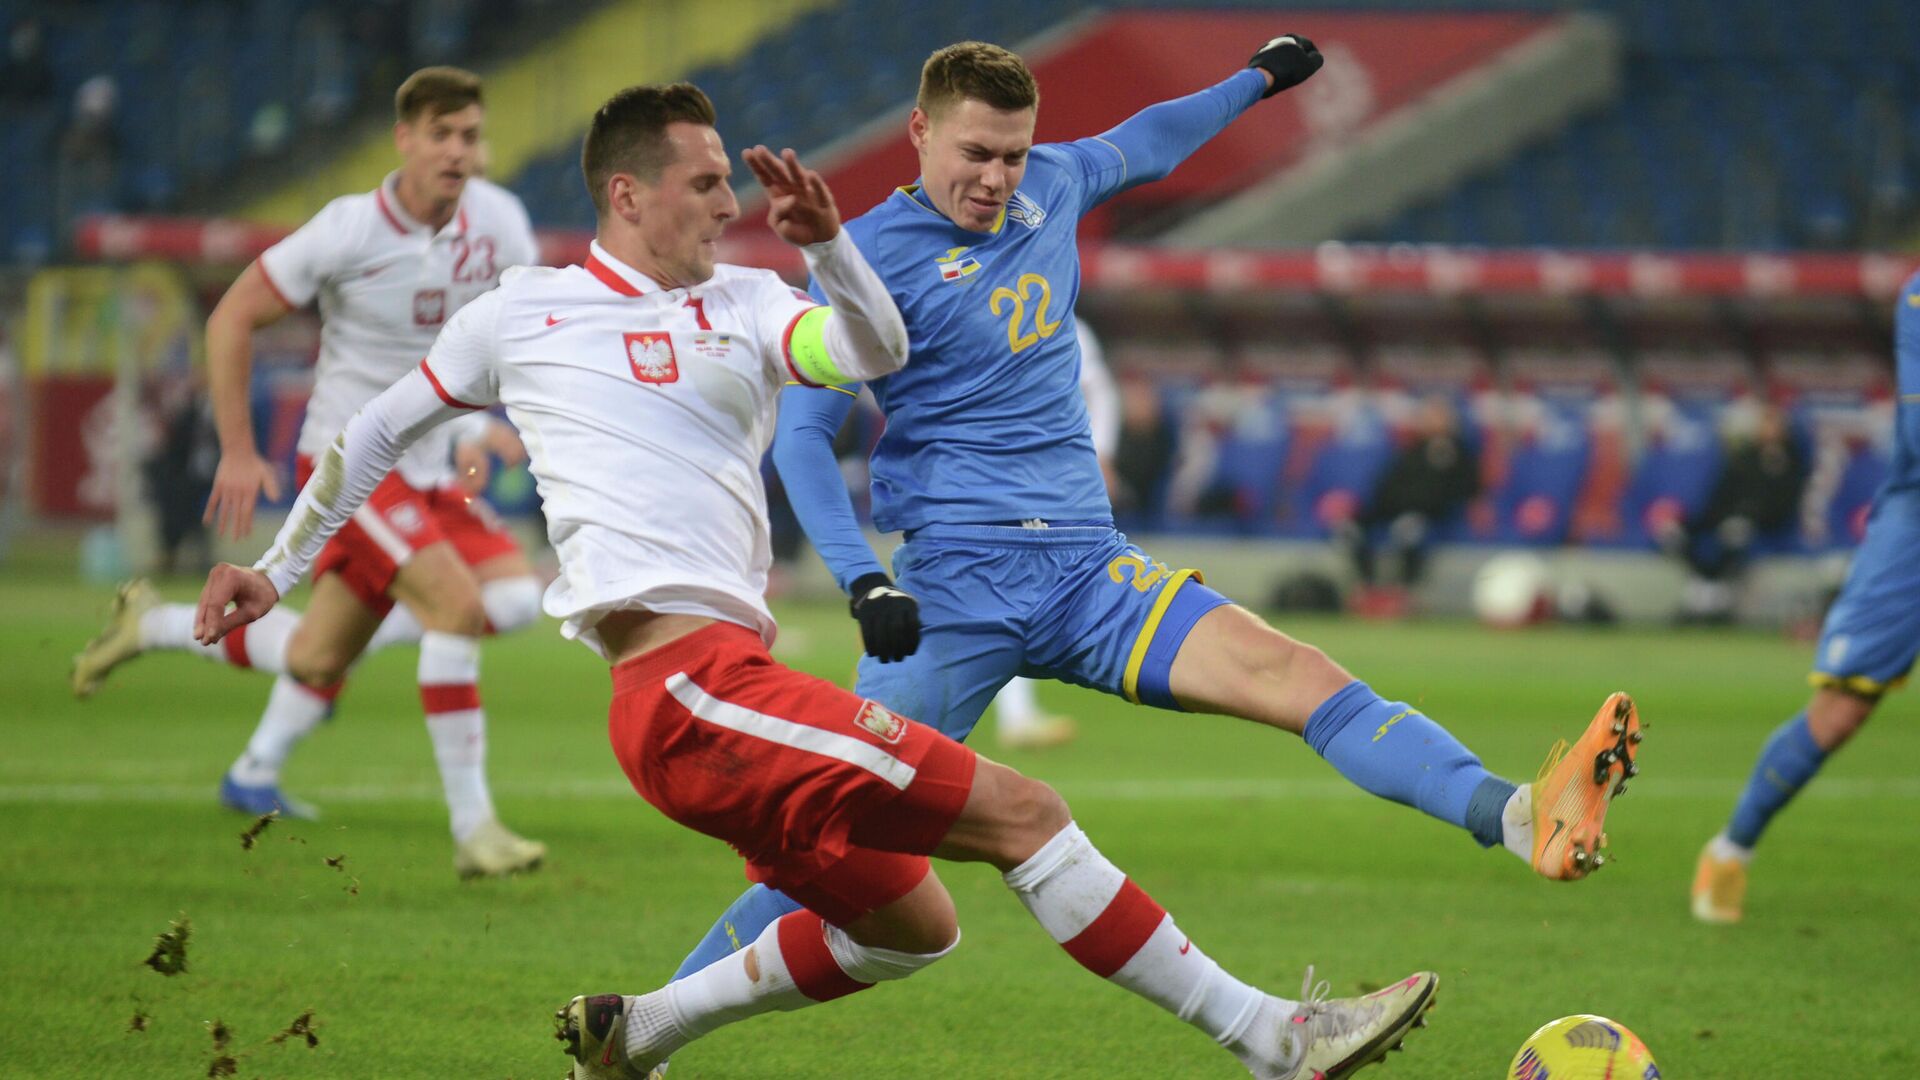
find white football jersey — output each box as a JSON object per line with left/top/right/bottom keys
{"left": 1076, "top": 316, "right": 1119, "bottom": 460}
{"left": 416, "top": 241, "right": 821, "bottom": 654}
{"left": 259, "top": 172, "right": 537, "bottom": 488}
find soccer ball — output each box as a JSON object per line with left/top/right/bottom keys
{"left": 1471, "top": 552, "right": 1551, "bottom": 628}
{"left": 1509, "top": 1014, "right": 1661, "bottom": 1079}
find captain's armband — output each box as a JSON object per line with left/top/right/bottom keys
{"left": 781, "top": 306, "right": 851, "bottom": 387}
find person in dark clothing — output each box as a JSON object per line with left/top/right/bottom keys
{"left": 145, "top": 380, "right": 221, "bottom": 575}
{"left": 1112, "top": 375, "right": 1175, "bottom": 527}
{"left": 1660, "top": 403, "right": 1808, "bottom": 622}
{"left": 1339, "top": 394, "right": 1478, "bottom": 602}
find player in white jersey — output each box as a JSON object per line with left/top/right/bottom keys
{"left": 192, "top": 82, "right": 1436, "bottom": 1080}
{"left": 990, "top": 316, "right": 1115, "bottom": 750}
{"left": 72, "top": 68, "right": 546, "bottom": 877}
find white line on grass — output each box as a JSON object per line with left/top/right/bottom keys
{"left": 2, "top": 776, "right": 1918, "bottom": 804}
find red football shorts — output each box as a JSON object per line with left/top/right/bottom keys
{"left": 608, "top": 621, "right": 978, "bottom": 926}
{"left": 296, "top": 455, "right": 521, "bottom": 615}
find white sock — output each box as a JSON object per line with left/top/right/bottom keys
{"left": 995, "top": 676, "right": 1041, "bottom": 730}
{"left": 138, "top": 603, "right": 297, "bottom": 674}
{"left": 1501, "top": 785, "right": 1534, "bottom": 864}
{"left": 418, "top": 631, "right": 494, "bottom": 841}
{"left": 623, "top": 912, "right": 953, "bottom": 1071}
{"left": 365, "top": 577, "right": 542, "bottom": 654}
{"left": 1708, "top": 831, "right": 1754, "bottom": 864}
{"left": 1004, "top": 824, "right": 1272, "bottom": 1056}
{"left": 227, "top": 676, "right": 334, "bottom": 786}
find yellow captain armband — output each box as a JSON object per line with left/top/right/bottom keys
{"left": 781, "top": 306, "right": 850, "bottom": 387}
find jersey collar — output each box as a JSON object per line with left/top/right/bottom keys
{"left": 376, "top": 171, "right": 471, "bottom": 238}
{"left": 896, "top": 182, "right": 1006, "bottom": 236}
{"left": 584, "top": 240, "right": 666, "bottom": 297}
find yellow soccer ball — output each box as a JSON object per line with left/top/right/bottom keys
{"left": 1509, "top": 1014, "right": 1662, "bottom": 1079}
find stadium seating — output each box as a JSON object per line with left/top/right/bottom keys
{"left": 0, "top": 0, "right": 577, "bottom": 259}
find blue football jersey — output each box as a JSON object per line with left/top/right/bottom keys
{"left": 787, "top": 68, "right": 1264, "bottom": 547}
{"left": 819, "top": 142, "right": 1130, "bottom": 532}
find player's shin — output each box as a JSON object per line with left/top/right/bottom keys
{"left": 227, "top": 675, "right": 339, "bottom": 785}
{"left": 670, "top": 885, "right": 806, "bottom": 981}
{"left": 1304, "top": 680, "right": 1517, "bottom": 849}
{"left": 621, "top": 912, "right": 954, "bottom": 1071}
{"left": 1002, "top": 823, "right": 1277, "bottom": 1058}
{"left": 418, "top": 630, "right": 495, "bottom": 840}
{"left": 1724, "top": 710, "right": 1829, "bottom": 850}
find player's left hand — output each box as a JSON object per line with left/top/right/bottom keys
{"left": 744, "top": 145, "right": 841, "bottom": 247}
{"left": 194, "top": 562, "right": 280, "bottom": 646}
{"left": 848, "top": 572, "right": 920, "bottom": 663}
{"left": 1248, "top": 34, "right": 1323, "bottom": 98}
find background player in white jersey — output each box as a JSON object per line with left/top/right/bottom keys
{"left": 990, "top": 315, "right": 1114, "bottom": 750}
{"left": 72, "top": 67, "right": 546, "bottom": 877}
{"left": 193, "top": 82, "right": 1438, "bottom": 1080}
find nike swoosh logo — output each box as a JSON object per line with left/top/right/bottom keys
{"left": 1546, "top": 819, "right": 1566, "bottom": 849}
{"left": 1178, "top": 939, "right": 1191, "bottom": 955}
{"left": 546, "top": 313, "right": 568, "bottom": 327}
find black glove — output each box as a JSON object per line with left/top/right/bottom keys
{"left": 848, "top": 572, "right": 920, "bottom": 663}
{"left": 1248, "top": 34, "right": 1323, "bottom": 98}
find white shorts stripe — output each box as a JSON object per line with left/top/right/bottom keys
{"left": 665, "top": 672, "right": 917, "bottom": 791}
{"left": 353, "top": 503, "right": 415, "bottom": 564}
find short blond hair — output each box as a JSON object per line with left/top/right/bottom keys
{"left": 917, "top": 41, "right": 1038, "bottom": 118}
{"left": 394, "top": 66, "right": 484, "bottom": 124}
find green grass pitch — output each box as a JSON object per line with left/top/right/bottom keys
{"left": 3, "top": 570, "right": 1916, "bottom": 1078}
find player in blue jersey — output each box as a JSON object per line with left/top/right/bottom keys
{"left": 662, "top": 38, "right": 1645, "bottom": 1015}
{"left": 1693, "top": 270, "right": 1920, "bottom": 923}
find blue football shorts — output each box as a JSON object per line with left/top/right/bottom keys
{"left": 852, "top": 524, "right": 1232, "bottom": 742}
{"left": 1811, "top": 483, "right": 1920, "bottom": 701}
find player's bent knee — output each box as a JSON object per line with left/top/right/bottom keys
{"left": 1809, "top": 689, "right": 1876, "bottom": 748}
{"left": 1000, "top": 774, "right": 1071, "bottom": 862}
{"left": 417, "top": 591, "right": 487, "bottom": 636}
{"left": 827, "top": 922, "right": 959, "bottom": 982}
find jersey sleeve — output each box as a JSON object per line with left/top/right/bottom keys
{"left": 418, "top": 288, "right": 504, "bottom": 410}
{"left": 753, "top": 231, "right": 909, "bottom": 389}
{"left": 772, "top": 382, "right": 888, "bottom": 591}
{"left": 257, "top": 197, "right": 361, "bottom": 308}
{"left": 746, "top": 271, "right": 825, "bottom": 386}
{"left": 1052, "top": 68, "right": 1268, "bottom": 211}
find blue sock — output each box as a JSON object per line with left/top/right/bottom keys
{"left": 670, "top": 884, "right": 806, "bottom": 981}
{"left": 1726, "top": 712, "right": 1827, "bottom": 849}
{"left": 1304, "top": 680, "right": 1515, "bottom": 848}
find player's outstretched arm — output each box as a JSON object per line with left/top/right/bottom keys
{"left": 202, "top": 260, "right": 293, "bottom": 540}
{"left": 771, "top": 385, "right": 920, "bottom": 661}
{"left": 1071, "top": 34, "right": 1323, "bottom": 202}
{"left": 196, "top": 367, "right": 471, "bottom": 644}
{"left": 745, "top": 145, "right": 909, "bottom": 383}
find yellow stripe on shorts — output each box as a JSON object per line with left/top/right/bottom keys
{"left": 1807, "top": 671, "right": 1904, "bottom": 700}
{"left": 1122, "top": 568, "right": 1202, "bottom": 705}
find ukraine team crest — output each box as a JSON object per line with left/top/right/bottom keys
{"left": 855, "top": 700, "right": 905, "bottom": 744}
{"left": 623, "top": 332, "right": 679, "bottom": 383}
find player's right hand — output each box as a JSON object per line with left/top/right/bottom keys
{"left": 194, "top": 563, "right": 280, "bottom": 646}
{"left": 1248, "top": 34, "right": 1323, "bottom": 98}
{"left": 203, "top": 450, "right": 284, "bottom": 540}
{"left": 848, "top": 572, "right": 920, "bottom": 663}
